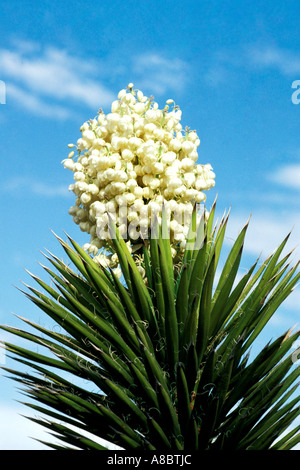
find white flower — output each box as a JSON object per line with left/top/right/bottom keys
{"left": 87, "top": 184, "right": 99, "bottom": 195}
{"left": 181, "top": 141, "right": 195, "bottom": 155}
{"left": 82, "top": 130, "right": 95, "bottom": 141}
{"left": 74, "top": 171, "right": 86, "bottom": 181}
{"left": 137, "top": 265, "right": 145, "bottom": 278}
{"left": 126, "top": 178, "right": 138, "bottom": 190}
{"left": 118, "top": 89, "right": 127, "bottom": 99}
{"left": 161, "top": 152, "right": 176, "bottom": 165}
{"left": 113, "top": 267, "right": 122, "bottom": 279}
{"left": 180, "top": 158, "right": 195, "bottom": 172}
{"left": 81, "top": 193, "right": 91, "bottom": 204}
{"left": 64, "top": 84, "right": 215, "bottom": 266}
{"left": 122, "top": 149, "right": 134, "bottom": 161}
{"left": 169, "top": 138, "right": 182, "bottom": 152}
{"left": 63, "top": 159, "right": 75, "bottom": 170}
{"left": 111, "top": 100, "right": 120, "bottom": 113}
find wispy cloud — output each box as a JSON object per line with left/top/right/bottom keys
{"left": 248, "top": 45, "right": 300, "bottom": 76}
{"left": 0, "top": 405, "right": 49, "bottom": 450}
{"left": 2, "top": 176, "right": 69, "bottom": 197}
{"left": 0, "top": 40, "right": 115, "bottom": 119}
{"left": 202, "top": 43, "right": 300, "bottom": 88}
{"left": 7, "top": 83, "right": 71, "bottom": 119}
{"left": 132, "top": 53, "right": 189, "bottom": 95}
{"left": 0, "top": 403, "right": 121, "bottom": 450}
{"left": 270, "top": 164, "right": 300, "bottom": 190}
{"left": 224, "top": 210, "right": 300, "bottom": 259}
{"left": 0, "top": 41, "right": 190, "bottom": 118}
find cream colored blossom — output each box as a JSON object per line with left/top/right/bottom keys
{"left": 64, "top": 84, "right": 215, "bottom": 272}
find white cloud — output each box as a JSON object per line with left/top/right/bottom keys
{"left": 29, "top": 181, "right": 68, "bottom": 197}
{"left": 0, "top": 41, "right": 190, "bottom": 118}
{"left": 0, "top": 403, "right": 121, "bottom": 450}
{"left": 281, "top": 286, "right": 300, "bottom": 313}
{"left": 270, "top": 164, "right": 300, "bottom": 190}
{"left": 224, "top": 209, "right": 300, "bottom": 260}
{"left": 248, "top": 45, "right": 300, "bottom": 76}
{"left": 202, "top": 43, "right": 300, "bottom": 87}
{"left": 133, "top": 53, "right": 189, "bottom": 95}
{"left": 0, "top": 405, "right": 50, "bottom": 450}
{"left": 3, "top": 176, "right": 70, "bottom": 197}
{"left": 201, "top": 49, "right": 238, "bottom": 87}
{"left": 7, "top": 83, "right": 71, "bottom": 119}
{"left": 221, "top": 208, "right": 300, "bottom": 346}
{"left": 0, "top": 41, "right": 115, "bottom": 118}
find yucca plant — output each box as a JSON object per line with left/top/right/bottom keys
{"left": 1, "top": 200, "right": 300, "bottom": 450}
{"left": 1, "top": 84, "right": 300, "bottom": 450}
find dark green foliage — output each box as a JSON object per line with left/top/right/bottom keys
{"left": 1, "top": 201, "right": 300, "bottom": 450}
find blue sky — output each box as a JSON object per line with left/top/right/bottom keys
{"left": 1, "top": 0, "right": 300, "bottom": 449}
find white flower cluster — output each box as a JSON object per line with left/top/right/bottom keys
{"left": 63, "top": 84, "right": 215, "bottom": 275}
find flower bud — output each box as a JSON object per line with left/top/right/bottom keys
{"left": 63, "top": 159, "right": 75, "bottom": 170}
{"left": 81, "top": 192, "right": 91, "bottom": 204}
{"left": 118, "top": 89, "right": 127, "bottom": 99}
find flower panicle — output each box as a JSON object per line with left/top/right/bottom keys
{"left": 63, "top": 84, "right": 216, "bottom": 275}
